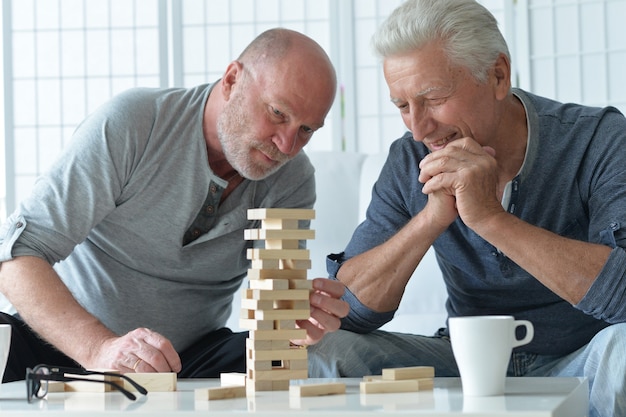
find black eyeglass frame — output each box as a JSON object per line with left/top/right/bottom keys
{"left": 25, "top": 364, "right": 148, "bottom": 403}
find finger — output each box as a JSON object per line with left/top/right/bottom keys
{"left": 311, "top": 277, "right": 345, "bottom": 299}
{"left": 294, "top": 319, "right": 325, "bottom": 345}
{"left": 140, "top": 329, "right": 182, "bottom": 373}
{"left": 310, "top": 291, "right": 349, "bottom": 318}
{"left": 309, "top": 305, "right": 342, "bottom": 333}
{"left": 124, "top": 355, "right": 156, "bottom": 373}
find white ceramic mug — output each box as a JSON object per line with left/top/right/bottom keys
{"left": 449, "top": 315, "right": 533, "bottom": 397}
{"left": 0, "top": 324, "right": 11, "bottom": 386}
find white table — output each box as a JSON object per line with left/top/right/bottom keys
{"left": 0, "top": 377, "right": 588, "bottom": 416}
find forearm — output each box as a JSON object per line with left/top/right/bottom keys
{"left": 475, "top": 212, "right": 611, "bottom": 304}
{"left": 337, "top": 211, "right": 442, "bottom": 312}
{"left": 0, "top": 256, "right": 116, "bottom": 367}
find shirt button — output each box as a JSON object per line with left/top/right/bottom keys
{"left": 192, "top": 229, "right": 201, "bottom": 238}
{"left": 16, "top": 221, "right": 23, "bottom": 228}
{"left": 210, "top": 185, "right": 218, "bottom": 194}
{"left": 205, "top": 205, "right": 214, "bottom": 214}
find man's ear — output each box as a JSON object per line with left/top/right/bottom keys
{"left": 492, "top": 53, "right": 511, "bottom": 101}
{"left": 221, "top": 60, "right": 244, "bottom": 100}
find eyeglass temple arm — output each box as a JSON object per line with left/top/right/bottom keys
{"left": 47, "top": 366, "right": 148, "bottom": 396}
{"left": 34, "top": 373, "right": 138, "bottom": 401}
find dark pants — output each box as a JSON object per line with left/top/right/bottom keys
{"left": 0, "top": 312, "right": 248, "bottom": 382}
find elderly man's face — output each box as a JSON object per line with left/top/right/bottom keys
{"left": 383, "top": 42, "right": 502, "bottom": 152}
{"left": 217, "top": 62, "right": 334, "bottom": 181}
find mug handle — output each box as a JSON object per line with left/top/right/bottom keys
{"left": 512, "top": 320, "right": 534, "bottom": 348}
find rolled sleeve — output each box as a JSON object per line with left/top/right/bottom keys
{"left": 0, "top": 214, "right": 27, "bottom": 262}
{"left": 326, "top": 252, "right": 396, "bottom": 333}
{"left": 576, "top": 246, "right": 626, "bottom": 323}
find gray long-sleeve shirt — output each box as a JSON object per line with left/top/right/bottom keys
{"left": 0, "top": 83, "right": 315, "bottom": 352}
{"left": 330, "top": 89, "right": 626, "bottom": 356}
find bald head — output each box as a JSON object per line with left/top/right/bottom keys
{"left": 238, "top": 28, "right": 336, "bottom": 92}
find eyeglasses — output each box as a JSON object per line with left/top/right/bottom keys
{"left": 25, "top": 364, "right": 148, "bottom": 403}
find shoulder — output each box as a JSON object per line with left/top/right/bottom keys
{"left": 515, "top": 88, "right": 625, "bottom": 129}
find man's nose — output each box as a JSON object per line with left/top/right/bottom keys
{"left": 273, "top": 128, "right": 299, "bottom": 155}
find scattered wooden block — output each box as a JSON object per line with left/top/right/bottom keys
{"left": 382, "top": 366, "right": 435, "bottom": 380}
{"left": 46, "top": 381, "right": 66, "bottom": 393}
{"left": 220, "top": 372, "right": 247, "bottom": 387}
{"left": 194, "top": 385, "right": 246, "bottom": 400}
{"left": 360, "top": 379, "right": 421, "bottom": 394}
{"left": 289, "top": 382, "right": 346, "bottom": 397}
{"left": 122, "top": 372, "right": 176, "bottom": 392}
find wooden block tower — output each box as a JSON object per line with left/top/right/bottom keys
{"left": 241, "top": 208, "right": 315, "bottom": 392}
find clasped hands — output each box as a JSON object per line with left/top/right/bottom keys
{"left": 91, "top": 277, "right": 349, "bottom": 373}
{"left": 418, "top": 136, "right": 503, "bottom": 230}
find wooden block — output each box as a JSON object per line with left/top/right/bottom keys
{"left": 248, "top": 347, "right": 308, "bottom": 361}
{"left": 246, "top": 338, "right": 290, "bottom": 350}
{"left": 359, "top": 379, "right": 421, "bottom": 394}
{"left": 275, "top": 319, "right": 297, "bottom": 329}
{"left": 273, "top": 299, "right": 309, "bottom": 310}
{"left": 246, "top": 288, "right": 310, "bottom": 301}
{"left": 248, "top": 269, "right": 308, "bottom": 280}
{"left": 247, "top": 359, "right": 273, "bottom": 371}
{"left": 220, "top": 372, "right": 247, "bottom": 387}
{"left": 195, "top": 385, "right": 246, "bottom": 400}
{"left": 122, "top": 372, "right": 176, "bottom": 392}
{"left": 249, "top": 368, "right": 308, "bottom": 381}
{"left": 282, "top": 359, "right": 308, "bottom": 370}
{"left": 266, "top": 239, "right": 299, "bottom": 249}
{"left": 263, "top": 219, "right": 299, "bottom": 230}
{"left": 289, "top": 279, "right": 313, "bottom": 289}
{"left": 248, "top": 279, "right": 290, "bottom": 290}
{"left": 239, "top": 318, "right": 274, "bottom": 330}
{"left": 280, "top": 259, "right": 312, "bottom": 270}
{"left": 289, "top": 382, "right": 346, "bottom": 397}
{"left": 47, "top": 381, "right": 66, "bottom": 393}
{"left": 254, "top": 309, "right": 310, "bottom": 320}
{"left": 247, "top": 208, "right": 315, "bottom": 220}
{"left": 382, "top": 366, "right": 435, "bottom": 380}
{"left": 250, "top": 259, "right": 280, "bottom": 269}
{"left": 362, "top": 375, "right": 382, "bottom": 382}
{"left": 240, "top": 298, "right": 274, "bottom": 311}
{"left": 246, "top": 379, "right": 290, "bottom": 392}
{"left": 249, "top": 329, "right": 306, "bottom": 341}
{"left": 247, "top": 248, "right": 310, "bottom": 260}
{"left": 244, "top": 229, "right": 315, "bottom": 241}
{"left": 415, "top": 378, "right": 434, "bottom": 390}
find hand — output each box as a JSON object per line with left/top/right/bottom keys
{"left": 292, "top": 278, "right": 349, "bottom": 346}
{"left": 95, "top": 328, "right": 182, "bottom": 373}
{"left": 418, "top": 138, "right": 502, "bottom": 229}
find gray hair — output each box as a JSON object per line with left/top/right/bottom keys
{"left": 371, "top": 0, "right": 510, "bottom": 83}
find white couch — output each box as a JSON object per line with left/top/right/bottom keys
{"left": 228, "top": 151, "right": 449, "bottom": 336}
